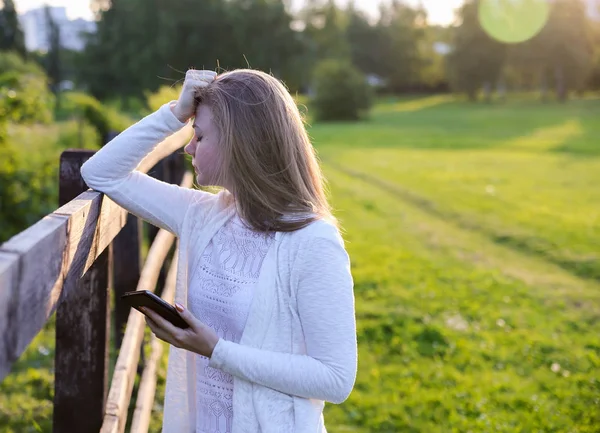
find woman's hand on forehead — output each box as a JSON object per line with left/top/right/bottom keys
{"left": 186, "top": 69, "right": 217, "bottom": 84}
{"left": 171, "top": 69, "right": 217, "bottom": 123}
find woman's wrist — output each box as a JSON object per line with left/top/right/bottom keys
{"left": 205, "top": 336, "right": 220, "bottom": 358}
{"left": 169, "top": 103, "right": 188, "bottom": 123}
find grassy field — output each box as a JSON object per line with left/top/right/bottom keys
{"left": 1, "top": 95, "right": 600, "bottom": 432}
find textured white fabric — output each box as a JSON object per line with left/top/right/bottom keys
{"left": 80, "top": 102, "right": 357, "bottom": 433}
{"left": 190, "top": 214, "right": 273, "bottom": 433}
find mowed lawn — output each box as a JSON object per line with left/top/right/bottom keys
{"left": 2, "top": 96, "right": 600, "bottom": 432}
{"left": 314, "top": 96, "right": 600, "bottom": 432}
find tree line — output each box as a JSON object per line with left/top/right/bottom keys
{"left": 1, "top": 0, "right": 600, "bottom": 105}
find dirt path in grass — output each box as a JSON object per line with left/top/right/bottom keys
{"left": 324, "top": 159, "right": 600, "bottom": 286}
{"left": 323, "top": 161, "right": 600, "bottom": 310}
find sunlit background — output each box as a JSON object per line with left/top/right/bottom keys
{"left": 1, "top": 0, "right": 600, "bottom": 432}
{"left": 16, "top": 0, "right": 464, "bottom": 24}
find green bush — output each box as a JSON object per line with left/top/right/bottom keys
{"left": 0, "top": 120, "right": 100, "bottom": 244}
{"left": 105, "top": 96, "right": 149, "bottom": 118}
{"left": 0, "top": 51, "right": 54, "bottom": 124}
{"left": 0, "top": 142, "right": 56, "bottom": 243}
{"left": 0, "top": 51, "right": 45, "bottom": 75}
{"left": 62, "top": 92, "right": 131, "bottom": 145}
{"left": 311, "top": 59, "right": 373, "bottom": 121}
{"left": 0, "top": 71, "right": 55, "bottom": 124}
{"left": 145, "top": 85, "right": 181, "bottom": 113}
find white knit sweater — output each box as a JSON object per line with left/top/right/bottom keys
{"left": 80, "top": 102, "right": 358, "bottom": 433}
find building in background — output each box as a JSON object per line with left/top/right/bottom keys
{"left": 18, "top": 6, "right": 96, "bottom": 52}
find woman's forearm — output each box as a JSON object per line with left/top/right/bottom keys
{"left": 81, "top": 102, "right": 187, "bottom": 190}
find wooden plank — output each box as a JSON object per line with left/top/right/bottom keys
{"left": 0, "top": 131, "right": 191, "bottom": 380}
{"left": 101, "top": 313, "right": 145, "bottom": 433}
{"left": 112, "top": 214, "right": 142, "bottom": 349}
{"left": 0, "top": 213, "right": 69, "bottom": 380}
{"left": 129, "top": 251, "right": 179, "bottom": 433}
{"left": 0, "top": 251, "right": 19, "bottom": 380}
{"left": 101, "top": 228, "right": 176, "bottom": 433}
{"left": 0, "top": 194, "right": 126, "bottom": 381}
{"left": 54, "top": 149, "right": 111, "bottom": 433}
{"left": 137, "top": 125, "right": 192, "bottom": 174}
{"left": 54, "top": 190, "right": 127, "bottom": 272}
{"left": 129, "top": 336, "right": 163, "bottom": 433}
{"left": 54, "top": 246, "right": 112, "bottom": 432}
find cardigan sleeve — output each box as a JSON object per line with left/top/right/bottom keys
{"left": 208, "top": 232, "right": 358, "bottom": 404}
{"left": 80, "top": 102, "right": 214, "bottom": 237}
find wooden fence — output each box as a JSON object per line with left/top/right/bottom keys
{"left": 0, "top": 124, "right": 193, "bottom": 433}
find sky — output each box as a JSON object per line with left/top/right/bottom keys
{"left": 14, "top": 0, "right": 464, "bottom": 25}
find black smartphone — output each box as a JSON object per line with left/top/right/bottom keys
{"left": 121, "top": 290, "right": 190, "bottom": 329}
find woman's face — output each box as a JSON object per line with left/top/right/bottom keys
{"left": 184, "top": 104, "right": 223, "bottom": 188}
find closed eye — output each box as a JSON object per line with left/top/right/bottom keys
{"left": 196, "top": 135, "right": 203, "bottom": 142}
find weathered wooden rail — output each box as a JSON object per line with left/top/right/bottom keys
{"left": 0, "top": 124, "right": 194, "bottom": 432}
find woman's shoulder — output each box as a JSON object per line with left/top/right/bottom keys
{"left": 286, "top": 217, "right": 345, "bottom": 247}
{"left": 188, "top": 188, "right": 235, "bottom": 214}
{"left": 285, "top": 218, "right": 351, "bottom": 280}
{"left": 182, "top": 189, "right": 236, "bottom": 235}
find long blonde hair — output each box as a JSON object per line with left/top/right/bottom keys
{"left": 193, "top": 69, "right": 336, "bottom": 232}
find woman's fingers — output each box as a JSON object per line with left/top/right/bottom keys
{"left": 172, "top": 69, "right": 216, "bottom": 122}
{"left": 186, "top": 69, "right": 217, "bottom": 84}
{"left": 185, "top": 70, "right": 216, "bottom": 90}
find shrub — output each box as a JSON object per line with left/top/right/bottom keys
{"left": 62, "top": 92, "right": 131, "bottom": 145}
{"left": 145, "top": 85, "right": 181, "bottom": 113}
{"left": 0, "top": 120, "right": 100, "bottom": 243}
{"left": 0, "top": 51, "right": 54, "bottom": 124}
{"left": 311, "top": 59, "right": 373, "bottom": 121}
{"left": 105, "top": 96, "right": 149, "bottom": 118}
{"left": 0, "top": 71, "right": 55, "bottom": 124}
{"left": 0, "top": 141, "right": 57, "bottom": 243}
{"left": 0, "top": 51, "right": 45, "bottom": 75}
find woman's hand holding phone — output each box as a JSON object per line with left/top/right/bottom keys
{"left": 141, "top": 303, "right": 220, "bottom": 358}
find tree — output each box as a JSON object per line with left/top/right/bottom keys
{"left": 0, "top": 0, "right": 26, "bottom": 58}
{"left": 537, "top": 0, "right": 594, "bottom": 101}
{"left": 448, "top": 0, "right": 507, "bottom": 101}
{"left": 377, "top": 0, "right": 428, "bottom": 92}
{"left": 79, "top": 0, "right": 167, "bottom": 102}
{"left": 81, "top": 0, "right": 310, "bottom": 101}
{"left": 44, "top": 6, "right": 61, "bottom": 95}
{"left": 229, "top": 0, "right": 299, "bottom": 70}
{"left": 345, "top": 3, "right": 380, "bottom": 77}
{"left": 300, "top": 0, "right": 350, "bottom": 63}
{"left": 587, "top": 19, "right": 600, "bottom": 90}
{"left": 503, "top": 0, "right": 594, "bottom": 101}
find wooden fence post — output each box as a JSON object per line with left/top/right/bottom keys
{"left": 112, "top": 214, "right": 142, "bottom": 349}
{"left": 146, "top": 159, "right": 167, "bottom": 295}
{"left": 53, "top": 149, "right": 111, "bottom": 433}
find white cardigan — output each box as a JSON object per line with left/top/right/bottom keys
{"left": 80, "top": 103, "right": 358, "bottom": 433}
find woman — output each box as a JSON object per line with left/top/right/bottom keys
{"left": 80, "top": 69, "right": 357, "bottom": 433}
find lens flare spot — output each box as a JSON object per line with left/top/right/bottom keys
{"left": 479, "top": 0, "right": 550, "bottom": 44}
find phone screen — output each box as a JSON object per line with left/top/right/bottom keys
{"left": 121, "top": 290, "right": 190, "bottom": 329}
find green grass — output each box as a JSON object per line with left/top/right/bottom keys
{"left": 2, "top": 95, "right": 600, "bottom": 432}
{"left": 315, "top": 96, "right": 600, "bottom": 281}
{"left": 312, "top": 96, "right": 600, "bottom": 432}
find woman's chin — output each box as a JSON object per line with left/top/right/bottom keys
{"left": 195, "top": 172, "right": 211, "bottom": 187}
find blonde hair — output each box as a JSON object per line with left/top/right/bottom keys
{"left": 194, "top": 69, "right": 336, "bottom": 232}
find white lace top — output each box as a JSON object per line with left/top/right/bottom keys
{"left": 188, "top": 213, "right": 275, "bottom": 433}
